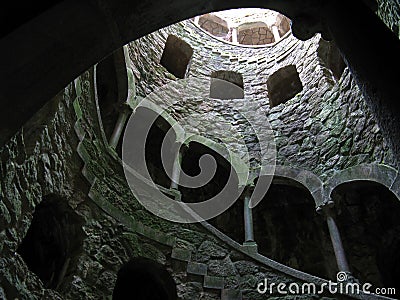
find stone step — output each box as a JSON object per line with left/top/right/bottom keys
{"left": 171, "top": 247, "right": 192, "bottom": 262}
{"left": 221, "top": 289, "right": 242, "bottom": 300}
{"left": 203, "top": 275, "right": 224, "bottom": 290}
{"left": 187, "top": 261, "right": 207, "bottom": 276}
{"left": 141, "top": 225, "right": 176, "bottom": 247}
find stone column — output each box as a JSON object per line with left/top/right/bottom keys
{"left": 243, "top": 193, "right": 254, "bottom": 242}
{"left": 271, "top": 25, "right": 281, "bottom": 42}
{"left": 109, "top": 103, "right": 133, "bottom": 149}
{"left": 317, "top": 201, "right": 351, "bottom": 273}
{"left": 231, "top": 27, "right": 238, "bottom": 44}
{"left": 194, "top": 16, "right": 200, "bottom": 25}
{"left": 170, "top": 143, "right": 183, "bottom": 190}
{"left": 242, "top": 188, "right": 258, "bottom": 254}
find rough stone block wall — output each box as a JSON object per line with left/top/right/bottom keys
{"left": 0, "top": 68, "right": 340, "bottom": 299}
{"left": 0, "top": 83, "right": 86, "bottom": 298}
{"left": 128, "top": 20, "right": 397, "bottom": 180}
{"left": 377, "top": 0, "right": 400, "bottom": 38}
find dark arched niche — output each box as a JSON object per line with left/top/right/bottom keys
{"left": 267, "top": 65, "right": 303, "bottom": 107}
{"left": 160, "top": 35, "right": 193, "bottom": 79}
{"left": 332, "top": 181, "right": 400, "bottom": 290}
{"left": 17, "top": 194, "right": 85, "bottom": 289}
{"left": 253, "top": 176, "right": 337, "bottom": 279}
{"left": 317, "top": 38, "right": 346, "bottom": 81}
{"left": 113, "top": 257, "right": 177, "bottom": 300}
{"left": 124, "top": 107, "right": 176, "bottom": 188}
{"left": 210, "top": 70, "right": 244, "bottom": 99}
{"left": 180, "top": 141, "right": 240, "bottom": 203}
{"left": 180, "top": 141, "right": 242, "bottom": 237}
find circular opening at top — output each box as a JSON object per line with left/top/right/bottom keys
{"left": 192, "top": 8, "right": 291, "bottom": 46}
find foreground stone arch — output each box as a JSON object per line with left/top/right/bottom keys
{"left": 1, "top": 0, "right": 400, "bottom": 164}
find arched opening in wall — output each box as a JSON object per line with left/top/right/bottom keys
{"left": 17, "top": 194, "right": 85, "bottom": 289}
{"left": 96, "top": 48, "right": 128, "bottom": 148}
{"left": 238, "top": 22, "right": 275, "bottom": 45}
{"left": 253, "top": 176, "right": 337, "bottom": 279}
{"left": 113, "top": 257, "right": 177, "bottom": 300}
{"left": 198, "top": 14, "right": 230, "bottom": 40}
{"left": 191, "top": 9, "right": 292, "bottom": 46}
{"left": 160, "top": 35, "right": 193, "bottom": 79}
{"left": 317, "top": 39, "right": 346, "bottom": 81}
{"left": 267, "top": 65, "right": 303, "bottom": 107}
{"left": 179, "top": 141, "right": 240, "bottom": 212}
{"left": 125, "top": 107, "right": 176, "bottom": 189}
{"left": 332, "top": 181, "right": 400, "bottom": 290}
{"left": 276, "top": 15, "right": 291, "bottom": 37}
{"left": 207, "top": 188, "right": 244, "bottom": 243}
{"left": 210, "top": 71, "right": 244, "bottom": 99}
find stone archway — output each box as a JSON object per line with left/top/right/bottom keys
{"left": 113, "top": 257, "right": 177, "bottom": 300}
{"left": 252, "top": 176, "right": 337, "bottom": 280}
{"left": 331, "top": 180, "right": 400, "bottom": 290}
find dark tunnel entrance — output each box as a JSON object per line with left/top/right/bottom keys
{"left": 113, "top": 257, "right": 177, "bottom": 300}
{"left": 17, "top": 194, "right": 85, "bottom": 289}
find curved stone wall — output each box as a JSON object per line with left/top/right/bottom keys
{"left": 1, "top": 11, "right": 400, "bottom": 300}
{"left": 128, "top": 19, "right": 397, "bottom": 180}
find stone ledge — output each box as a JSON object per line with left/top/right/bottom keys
{"left": 203, "top": 275, "right": 224, "bottom": 289}
{"left": 171, "top": 248, "right": 192, "bottom": 262}
{"left": 187, "top": 261, "right": 207, "bottom": 276}
{"left": 221, "top": 288, "right": 242, "bottom": 300}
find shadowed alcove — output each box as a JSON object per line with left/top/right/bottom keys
{"left": 17, "top": 194, "right": 85, "bottom": 289}
{"left": 160, "top": 35, "right": 193, "bottom": 79}
{"left": 332, "top": 181, "right": 400, "bottom": 290}
{"left": 210, "top": 70, "right": 244, "bottom": 99}
{"left": 113, "top": 257, "right": 177, "bottom": 300}
{"left": 267, "top": 65, "right": 303, "bottom": 107}
{"left": 124, "top": 107, "right": 176, "bottom": 189}
{"left": 318, "top": 38, "right": 346, "bottom": 82}
{"left": 252, "top": 176, "right": 337, "bottom": 279}
{"left": 179, "top": 141, "right": 240, "bottom": 204}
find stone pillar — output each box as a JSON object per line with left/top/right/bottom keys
{"left": 194, "top": 16, "right": 200, "bottom": 25}
{"left": 109, "top": 103, "right": 133, "bottom": 149}
{"left": 317, "top": 201, "right": 351, "bottom": 273}
{"left": 170, "top": 144, "right": 183, "bottom": 190}
{"left": 242, "top": 188, "right": 258, "bottom": 254}
{"left": 231, "top": 27, "right": 238, "bottom": 44}
{"left": 243, "top": 193, "right": 254, "bottom": 242}
{"left": 271, "top": 25, "right": 281, "bottom": 42}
